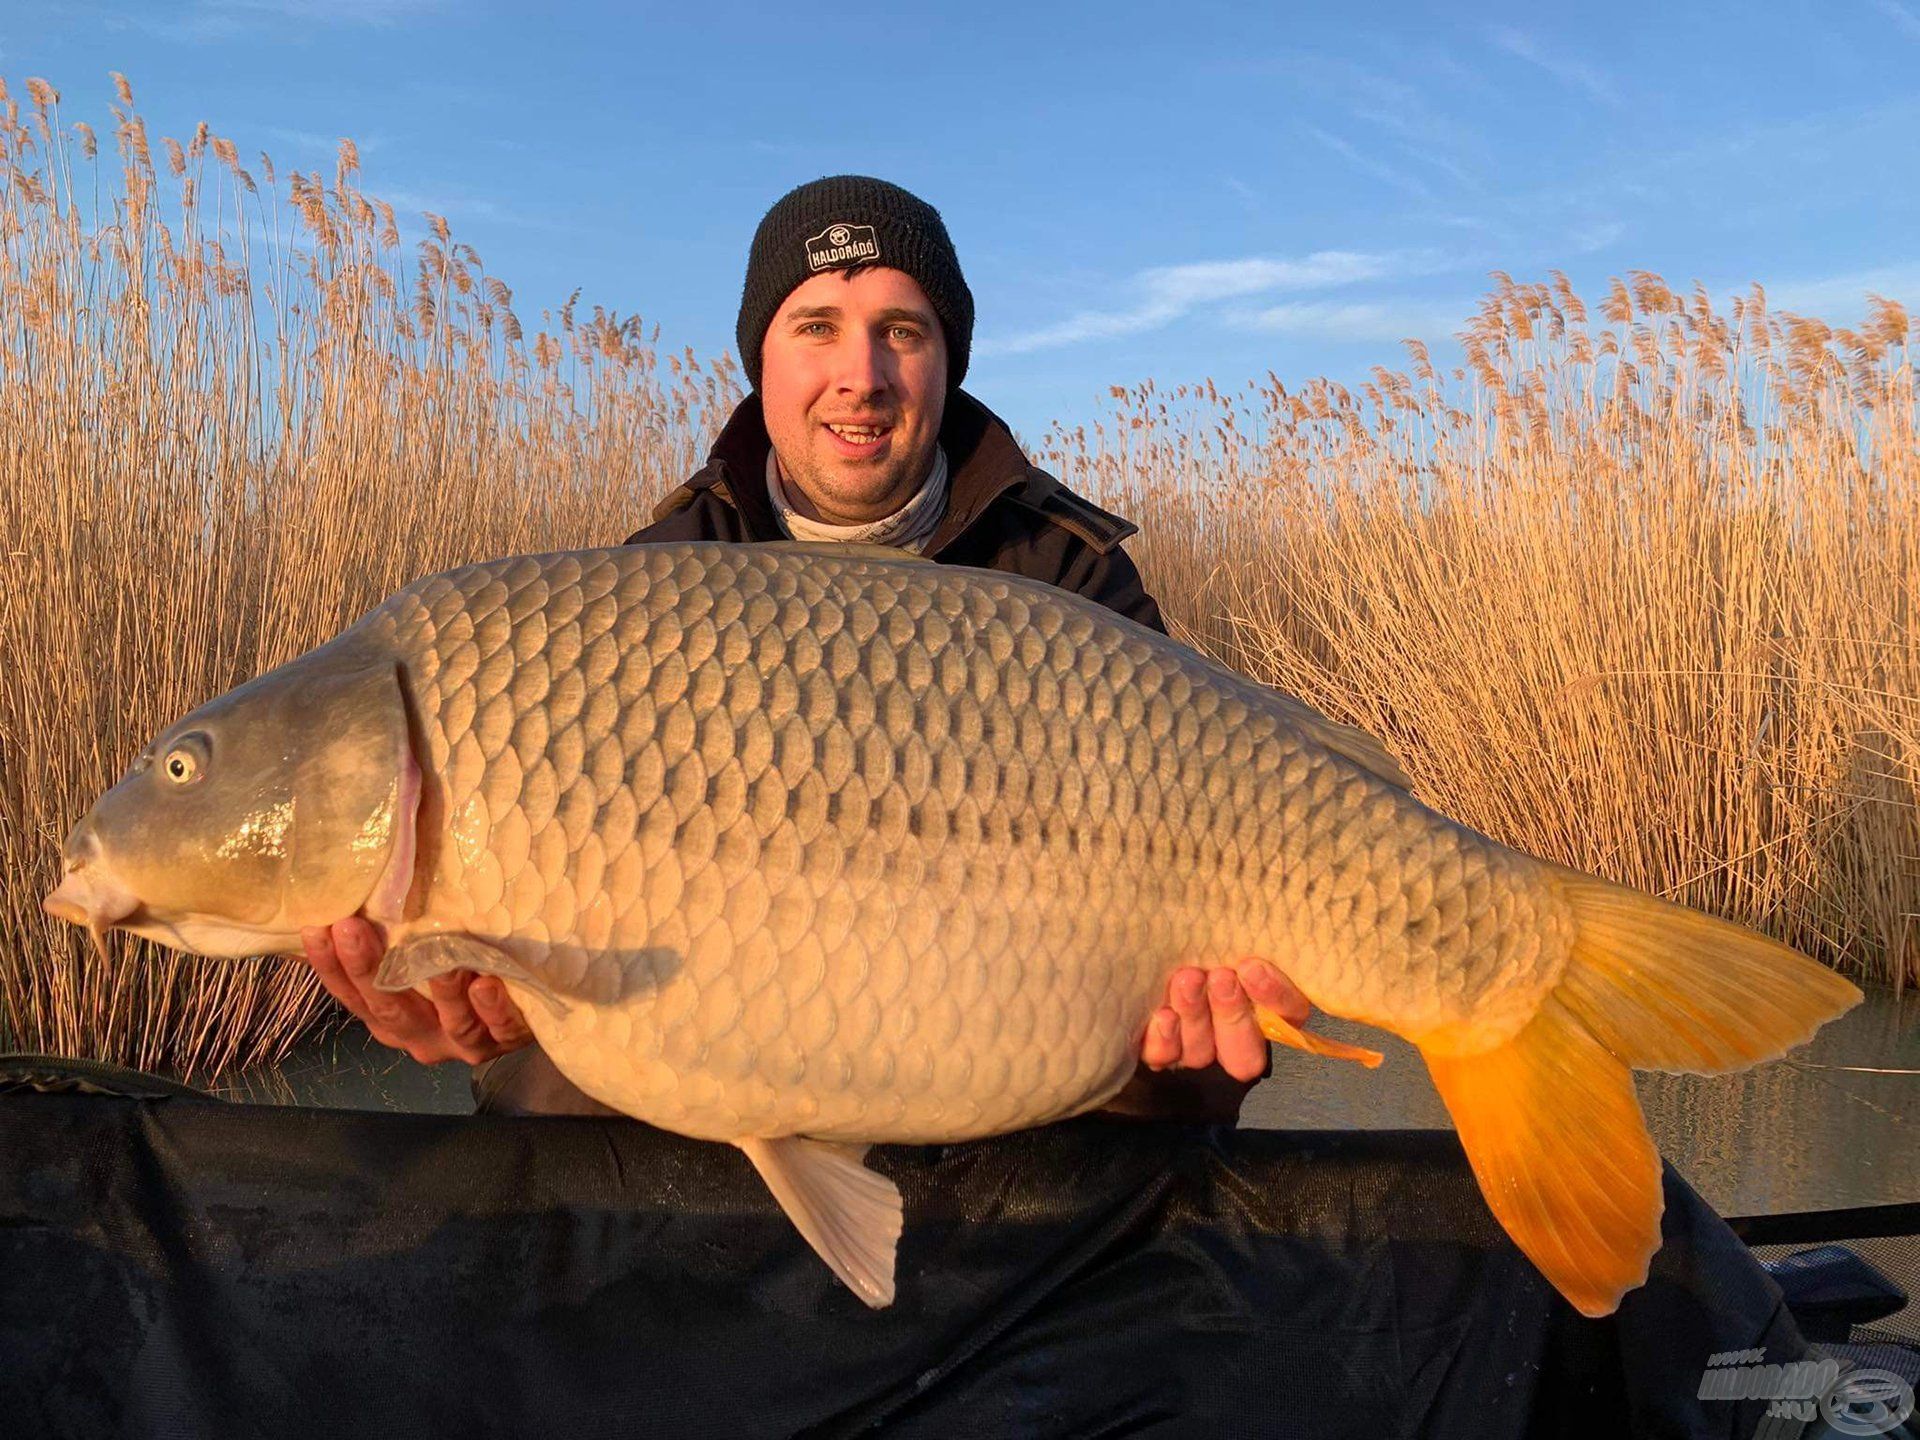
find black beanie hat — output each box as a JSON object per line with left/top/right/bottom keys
{"left": 736, "top": 175, "right": 974, "bottom": 392}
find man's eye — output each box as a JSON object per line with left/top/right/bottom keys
{"left": 889, "top": 326, "right": 921, "bottom": 342}
{"left": 799, "top": 321, "right": 833, "bottom": 337}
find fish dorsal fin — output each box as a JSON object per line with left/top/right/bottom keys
{"left": 374, "top": 932, "right": 574, "bottom": 1019}
{"left": 762, "top": 540, "right": 937, "bottom": 565}
{"left": 1270, "top": 693, "right": 1414, "bottom": 790}
{"left": 736, "top": 1136, "right": 903, "bottom": 1308}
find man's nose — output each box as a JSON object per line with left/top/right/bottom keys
{"left": 831, "top": 330, "right": 888, "bottom": 394}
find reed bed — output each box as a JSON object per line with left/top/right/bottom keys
{"left": 0, "top": 77, "right": 1911, "bottom": 1082}
{"left": 0, "top": 77, "right": 735, "bottom": 1076}
{"left": 1042, "top": 275, "right": 1917, "bottom": 991}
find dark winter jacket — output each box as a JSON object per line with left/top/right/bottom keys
{"left": 625, "top": 390, "right": 1166, "bottom": 636}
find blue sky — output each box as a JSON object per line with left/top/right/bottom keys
{"left": 6, "top": 0, "right": 1918, "bottom": 442}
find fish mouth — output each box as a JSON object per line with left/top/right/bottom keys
{"left": 44, "top": 870, "right": 301, "bottom": 959}
{"left": 43, "top": 861, "right": 141, "bottom": 960}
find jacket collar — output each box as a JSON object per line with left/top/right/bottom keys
{"left": 691, "top": 389, "right": 1037, "bottom": 555}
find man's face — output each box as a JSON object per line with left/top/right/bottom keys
{"left": 759, "top": 266, "right": 948, "bottom": 525}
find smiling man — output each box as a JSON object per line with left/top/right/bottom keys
{"left": 302, "top": 176, "right": 1306, "bottom": 1120}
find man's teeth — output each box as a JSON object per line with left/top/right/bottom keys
{"left": 827, "top": 423, "right": 889, "bottom": 440}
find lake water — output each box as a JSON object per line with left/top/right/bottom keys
{"left": 212, "top": 981, "right": 1917, "bottom": 1220}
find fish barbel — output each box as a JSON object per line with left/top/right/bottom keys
{"left": 44, "top": 541, "right": 1860, "bottom": 1313}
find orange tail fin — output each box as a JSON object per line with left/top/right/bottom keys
{"left": 1421, "top": 871, "right": 1861, "bottom": 1317}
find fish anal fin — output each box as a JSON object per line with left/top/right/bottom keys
{"left": 1254, "top": 1005, "right": 1384, "bottom": 1068}
{"left": 1422, "top": 994, "right": 1663, "bottom": 1318}
{"left": 374, "top": 932, "right": 573, "bottom": 1018}
{"left": 737, "top": 1135, "right": 903, "bottom": 1309}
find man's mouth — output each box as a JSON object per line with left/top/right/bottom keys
{"left": 822, "top": 420, "right": 894, "bottom": 455}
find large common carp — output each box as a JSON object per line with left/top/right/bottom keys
{"left": 45, "top": 541, "right": 1860, "bottom": 1314}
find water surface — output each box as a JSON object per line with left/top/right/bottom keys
{"left": 215, "top": 982, "right": 1916, "bottom": 1218}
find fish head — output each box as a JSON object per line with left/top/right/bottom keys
{"left": 43, "top": 650, "right": 419, "bottom": 958}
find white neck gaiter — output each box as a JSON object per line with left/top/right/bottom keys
{"left": 765, "top": 445, "right": 949, "bottom": 554}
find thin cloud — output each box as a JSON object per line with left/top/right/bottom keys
{"left": 263, "top": 126, "right": 386, "bottom": 158}
{"left": 1223, "top": 175, "right": 1260, "bottom": 210}
{"left": 1761, "top": 261, "right": 1920, "bottom": 316}
{"left": 115, "top": 0, "right": 443, "bottom": 41}
{"left": 1570, "top": 219, "right": 1626, "bottom": 253}
{"left": 981, "top": 250, "right": 1450, "bottom": 356}
{"left": 378, "top": 186, "right": 560, "bottom": 233}
{"left": 1228, "top": 298, "right": 1476, "bottom": 344}
{"left": 1488, "top": 27, "right": 1621, "bottom": 107}
{"left": 1302, "top": 126, "right": 1433, "bottom": 200}
{"left": 210, "top": 0, "right": 443, "bottom": 22}
{"left": 1230, "top": 51, "right": 1485, "bottom": 189}
{"left": 1871, "top": 0, "right": 1920, "bottom": 38}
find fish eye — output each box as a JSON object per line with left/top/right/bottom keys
{"left": 161, "top": 734, "right": 210, "bottom": 786}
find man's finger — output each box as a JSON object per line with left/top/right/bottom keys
{"left": 428, "top": 970, "right": 494, "bottom": 1055}
{"left": 301, "top": 925, "right": 372, "bottom": 1018}
{"left": 332, "top": 916, "right": 384, "bottom": 981}
{"left": 1238, "top": 958, "right": 1310, "bottom": 1026}
{"left": 1140, "top": 1008, "right": 1180, "bottom": 1070}
{"left": 469, "top": 978, "right": 533, "bottom": 1047}
{"left": 1169, "top": 967, "right": 1215, "bottom": 1070}
{"left": 1208, "top": 968, "right": 1269, "bottom": 1082}
{"left": 330, "top": 918, "right": 439, "bottom": 1042}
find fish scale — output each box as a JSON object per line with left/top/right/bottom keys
{"left": 372, "top": 543, "right": 1537, "bottom": 1145}
{"left": 48, "top": 539, "right": 1862, "bottom": 1313}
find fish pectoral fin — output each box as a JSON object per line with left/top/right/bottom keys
{"left": 737, "top": 1135, "right": 903, "bottom": 1309}
{"left": 1421, "top": 996, "right": 1663, "bottom": 1319}
{"left": 1254, "top": 1006, "right": 1385, "bottom": 1068}
{"left": 373, "top": 933, "right": 574, "bottom": 1019}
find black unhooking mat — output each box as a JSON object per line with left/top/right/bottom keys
{"left": 0, "top": 1093, "right": 1805, "bottom": 1439}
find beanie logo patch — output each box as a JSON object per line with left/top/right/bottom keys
{"left": 805, "top": 222, "right": 881, "bottom": 273}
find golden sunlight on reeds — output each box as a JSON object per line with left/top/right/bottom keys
{"left": 0, "top": 76, "right": 1911, "bottom": 1082}
{"left": 0, "top": 77, "right": 736, "bottom": 1076}
{"left": 1042, "top": 275, "right": 1917, "bottom": 994}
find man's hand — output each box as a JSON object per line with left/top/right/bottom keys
{"left": 300, "top": 917, "right": 534, "bottom": 1066}
{"left": 1139, "top": 959, "right": 1308, "bottom": 1081}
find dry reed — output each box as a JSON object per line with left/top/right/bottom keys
{"left": 1041, "top": 275, "right": 1917, "bottom": 992}
{"left": 0, "top": 77, "right": 1910, "bottom": 1084}
{"left": 0, "top": 77, "right": 735, "bottom": 1077}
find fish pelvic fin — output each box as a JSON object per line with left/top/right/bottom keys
{"left": 1420, "top": 871, "right": 1861, "bottom": 1317}
{"left": 737, "top": 1135, "right": 903, "bottom": 1309}
{"left": 1422, "top": 993, "right": 1662, "bottom": 1319}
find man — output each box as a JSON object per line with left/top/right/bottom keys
{"left": 301, "top": 176, "right": 1307, "bottom": 1119}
